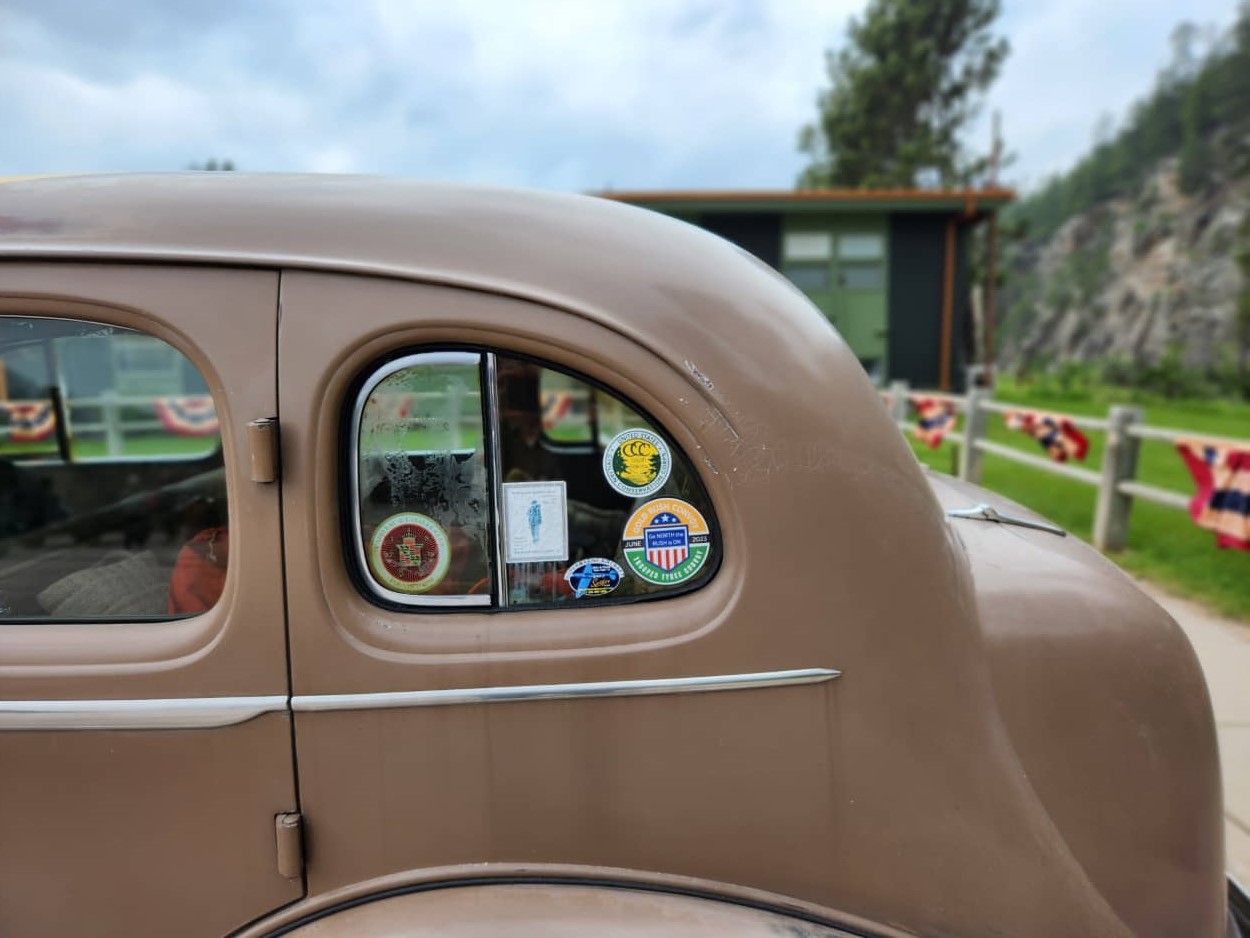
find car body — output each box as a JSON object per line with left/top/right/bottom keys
{"left": 0, "top": 174, "right": 1244, "bottom": 937}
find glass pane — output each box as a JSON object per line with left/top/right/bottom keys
{"left": 0, "top": 317, "right": 227, "bottom": 622}
{"left": 783, "top": 231, "right": 832, "bottom": 261}
{"left": 496, "top": 355, "right": 717, "bottom": 607}
{"left": 539, "top": 368, "right": 593, "bottom": 444}
{"left": 783, "top": 262, "right": 831, "bottom": 292}
{"left": 840, "top": 262, "right": 884, "bottom": 289}
{"left": 838, "top": 234, "right": 884, "bottom": 260}
{"left": 356, "top": 354, "right": 491, "bottom": 603}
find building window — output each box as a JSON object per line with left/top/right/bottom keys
{"left": 783, "top": 262, "right": 832, "bottom": 292}
{"left": 838, "top": 234, "right": 885, "bottom": 261}
{"left": 351, "top": 350, "right": 720, "bottom": 610}
{"left": 840, "top": 263, "right": 885, "bottom": 289}
{"left": 0, "top": 317, "right": 227, "bottom": 621}
{"left": 782, "top": 231, "right": 833, "bottom": 262}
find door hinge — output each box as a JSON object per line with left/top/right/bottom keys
{"left": 275, "top": 811, "right": 303, "bottom": 879}
{"left": 248, "top": 417, "right": 280, "bottom": 483}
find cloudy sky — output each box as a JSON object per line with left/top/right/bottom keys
{"left": 0, "top": 0, "right": 1238, "bottom": 194}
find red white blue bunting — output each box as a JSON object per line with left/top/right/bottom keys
{"left": 540, "top": 390, "right": 573, "bottom": 432}
{"left": 154, "top": 396, "right": 219, "bottom": 437}
{"left": 1176, "top": 440, "right": 1250, "bottom": 552}
{"left": 911, "top": 397, "right": 957, "bottom": 449}
{"left": 2, "top": 401, "right": 56, "bottom": 443}
{"left": 1004, "top": 410, "right": 1089, "bottom": 463}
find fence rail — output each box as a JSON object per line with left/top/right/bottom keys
{"left": 884, "top": 380, "right": 1249, "bottom": 551}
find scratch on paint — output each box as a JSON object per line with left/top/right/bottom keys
{"left": 683, "top": 358, "right": 715, "bottom": 392}
{"left": 700, "top": 408, "right": 840, "bottom": 486}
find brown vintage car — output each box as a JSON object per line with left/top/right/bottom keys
{"left": 0, "top": 174, "right": 1245, "bottom": 937}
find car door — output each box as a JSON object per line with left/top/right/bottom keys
{"left": 278, "top": 270, "right": 839, "bottom": 898}
{"left": 0, "top": 264, "right": 301, "bottom": 936}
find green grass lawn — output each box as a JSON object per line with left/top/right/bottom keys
{"left": 1, "top": 434, "right": 218, "bottom": 459}
{"left": 906, "top": 379, "right": 1250, "bottom": 621}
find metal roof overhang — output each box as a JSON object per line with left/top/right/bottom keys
{"left": 596, "top": 188, "right": 1014, "bottom": 218}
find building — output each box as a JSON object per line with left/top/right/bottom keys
{"left": 598, "top": 189, "right": 1014, "bottom": 391}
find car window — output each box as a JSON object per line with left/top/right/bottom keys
{"left": 353, "top": 351, "right": 492, "bottom": 606}
{"left": 351, "top": 350, "right": 719, "bottom": 610}
{"left": 0, "top": 317, "right": 227, "bottom": 621}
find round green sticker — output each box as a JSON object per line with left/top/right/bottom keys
{"left": 621, "top": 497, "right": 711, "bottom": 586}
{"left": 603, "top": 427, "right": 672, "bottom": 498}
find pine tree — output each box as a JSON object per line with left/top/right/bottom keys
{"left": 797, "top": 0, "right": 1008, "bottom": 189}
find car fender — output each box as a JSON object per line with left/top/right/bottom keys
{"left": 930, "top": 471, "right": 1226, "bottom": 936}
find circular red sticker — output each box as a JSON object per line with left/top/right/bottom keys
{"left": 368, "top": 512, "right": 451, "bottom": 594}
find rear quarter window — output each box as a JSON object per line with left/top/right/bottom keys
{"left": 350, "top": 349, "right": 720, "bottom": 610}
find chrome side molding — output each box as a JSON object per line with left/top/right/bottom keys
{"left": 293, "top": 668, "right": 842, "bottom": 713}
{"left": 0, "top": 695, "right": 288, "bottom": 731}
{"left": 0, "top": 669, "right": 842, "bottom": 730}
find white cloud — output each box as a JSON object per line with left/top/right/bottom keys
{"left": 0, "top": 0, "right": 1237, "bottom": 193}
{"left": 981, "top": 0, "right": 1241, "bottom": 190}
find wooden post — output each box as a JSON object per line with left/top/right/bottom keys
{"left": 888, "top": 380, "right": 909, "bottom": 426}
{"left": 103, "top": 391, "right": 123, "bottom": 457}
{"left": 1093, "top": 405, "right": 1143, "bottom": 552}
{"left": 958, "top": 384, "right": 987, "bottom": 484}
{"left": 939, "top": 218, "right": 957, "bottom": 391}
{"left": 890, "top": 380, "right": 910, "bottom": 440}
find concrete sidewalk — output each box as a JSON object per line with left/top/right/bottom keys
{"left": 1139, "top": 583, "right": 1250, "bottom": 884}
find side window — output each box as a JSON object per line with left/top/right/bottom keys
{"left": 0, "top": 317, "right": 227, "bottom": 622}
{"left": 351, "top": 350, "right": 719, "bottom": 610}
{"left": 353, "top": 352, "right": 491, "bottom": 606}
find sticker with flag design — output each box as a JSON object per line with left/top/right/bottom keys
{"left": 368, "top": 512, "right": 451, "bottom": 593}
{"left": 622, "top": 497, "right": 711, "bottom": 586}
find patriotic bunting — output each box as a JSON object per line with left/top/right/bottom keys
{"left": 154, "top": 396, "right": 220, "bottom": 437}
{"left": 2, "top": 401, "right": 56, "bottom": 443}
{"left": 911, "top": 397, "right": 957, "bottom": 449}
{"left": 1176, "top": 440, "right": 1250, "bottom": 551}
{"left": 1004, "top": 410, "right": 1089, "bottom": 462}
{"left": 540, "top": 390, "right": 573, "bottom": 432}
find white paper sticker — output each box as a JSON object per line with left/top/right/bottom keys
{"left": 503, "top": 480, "right": 568, "bottom": 563}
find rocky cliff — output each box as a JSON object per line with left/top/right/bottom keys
{"left": 1000, "top": 159, "right": 1248, "bottom": 375}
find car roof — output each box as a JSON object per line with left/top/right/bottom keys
{"left": 0, "top": 173, "right": 858, "bottom": 427}
{"left": 0, "top": 172, "right": 776, "bottom": 318}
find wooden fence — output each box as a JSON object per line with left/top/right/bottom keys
{"left": 883, "top": 380, "right": 1250, "bottom": 552}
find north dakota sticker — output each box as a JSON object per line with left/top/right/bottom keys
{"left": 603, "top": 428, "right": 672, "bottom": 498}
{"left": 622, "top": 498, "right": 711, "bottom": 586}
{"left": 563, "top": 557, "right": 624, "bottom": 599}
{"left": 369, "top": 512, "right": 451, "bottom": 594}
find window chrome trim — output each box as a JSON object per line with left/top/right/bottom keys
{"left": 0, "top": 695, "right": 288, "bottom": 731}
{"left": 483, "top": 352, "right": 509, "bottom": 607}
{"left": 351, "top": 350, "right": 491, "bottom": 608}
{"left": 293, "top": 668, "right": 841, "bottom": 713}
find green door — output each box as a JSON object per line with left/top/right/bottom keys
{"left": 781, "top": 220, "right": 888, "bottom": 378}
{"left": 831, "top": 230, "right": 888, "bottom": 374}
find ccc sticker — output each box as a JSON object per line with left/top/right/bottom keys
{"left": 603, "top": 428, "right": 672, "bottom": 498}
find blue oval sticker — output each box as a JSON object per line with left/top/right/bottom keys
{"left": 563, "top": 558, "right": 624, "bottom": 599}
